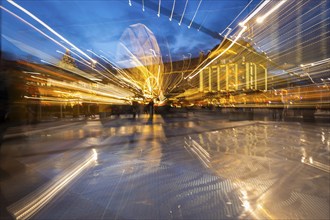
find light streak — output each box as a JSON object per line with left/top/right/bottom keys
{"left": 0, "top": 6, "right": 91, "bottom": 66}
{"left": 187, "top": 0, "right": 272, "bottom": 79}
{"left": 41, "top": 58, "right": 103, "bottom": 82}
{"left": 7, "top": 0, "right": 95, "bottom": 62}
{"left": 220, "top": 0, "right": 253, "bottom": 35}
{"left": 56, "top": 50, "right": 100, "bottom": 81}
{"left": 23, "top": 71, "right": 41, "bottom": 75}
{"left": 197, "top": 15, "right": 207, "bottom": 31}
{"left": 38, "top": 76, "right": 132, "bottom": 99}
{"left": 247, "top": 1, "right": 327, "bottom": 70}
{"left": 99, "top": 55, "right": 139, "bottom": 89}
{"left": 268, "top": 33, "right": 330, "bottom": 62}
{"left": 257, "top": 204, "right": 274, "bottom": 219}
{"left": 86, "top": 49, "right": 134, "bottom": 88}
{"left": 178, "top": 0, "right": 189, "bottom": 26}
{"left": 142, "top": 0, "right": 145, "bottom": 11}
{"left": 239, "top": 0, "right": 271, "bottom": 27}
{"left": 98, "top": 54, "right": 141, "bottom": 91}
{"left": 253, "top": 0, "right": 315, "bottom": 46}
{"left": 188, "top": 0, "right": 202, "bottom": 28}
{"left": 169, "top": 0, "right": 176, "bottom": 21}
{"left": 188, "top": 25, "right": 247, "bottom": 79}
{"left": 157, "top": 0, "right": 161, "bottom": 17}
{"left": 129, "top": 0, "right": 132, "bottom": 6}
{"left": 7, "top": 149, "right": 97, "bottom": 220}
{"left": 256, "top": 0, "right": 287, "bottom": 23}
{"left": 262, "top": 18, "right": 328, "bottom": 52}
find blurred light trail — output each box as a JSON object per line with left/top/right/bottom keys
{"left": 169, "top": 0, "right": 176, "bottom": 21}
{"left": 2, "top": 34, "right": 59, "bottom": 64}
{"left": 256, "top": 0, "right": 287, "bottom": 23}
{"left": 187, "top": 0, "right": 273, "bottom": 79}
{"left": 7, "top": 0, "right": 95, "bottom": 63}
{"left": 0, "top": 6, "right": 91, "bottom": 66}
{"left": 40, "top": 58, "right": 111, "bottom": 83}
{"left": 142, "top": 0, "right": 145, "bottom": 11}
{"left": 187, "top": 25, "right": 247, "bottom": 79}
{"left": 197, "top": 15, "right": 207, "bottom": 31}
{"left": 98, "top": 54, "right": 142, "bottom": 91}
{"left": 7, "top": 149, "right": 98, "bottom": 220}
{"left": 220, "top": 0, "right": 253, "bottom": 35}
{"left": 253, "top": 1, "right": 322, "bottom": 47}
{"left": 239, "top": 0, "right": 270, "bottom": 27}
{"left": 157, "top": 0, "right": 161, "bottom": 17}
{"left": 98, "top": 52, "right": 137, "bottom": 84}
{"left": 86, "top": 49, "right": 140, "bottom": 90}
{"left": 178, "top": 0, "right": 189, "bottom": 26}
{"left": 261, "top": 11, "right": 328, "bottom": 53}
{"left": 188, "top": 0, "right": 202, "bottom": 28}
{"left": 26, "top": 74, "right": 133, "bottom": 103}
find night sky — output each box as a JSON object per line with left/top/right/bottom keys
{"left": 1, "top": 0, "right": 262, "bottom": 66}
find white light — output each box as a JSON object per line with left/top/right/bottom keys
{"left": 92, "top": 148, "right": 98, "bottom": 161}
{"left": 169, "top": 0, "right": 176, "bottom": 21}
{"left": 256, "top": 17, "right": 264, "bottom": 23}
{"left": 256, "top": 0, "right": 287, "bottom": 24}
{"left": 158, "top": 0, "right": 161, "bottom": 17}
{"left": 240, "top": 0, "right": 271, "bottom": 26}
{"left": 187, "top": 0, "right": 273, "bottom": 80}
{"left": 309, "top": 157, "right": 313, "bottom": 164}
{"left": 188, "top": 0, "right": 202, "bottom": 28}
{"left": 7, "top": 0, "right": 95, "bottom": 63}
{"left": 178, "top": 0, "right": 189, "bottom": 27}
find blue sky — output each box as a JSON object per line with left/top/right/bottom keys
{"left": 1, "top": 0, "right": 261, "bottom": 65}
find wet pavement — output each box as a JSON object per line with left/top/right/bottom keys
{"left": 0, "top": 113, "right": 329, "bottom": 219}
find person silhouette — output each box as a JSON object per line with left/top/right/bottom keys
{"left": 149, "top": 99, "right": 154, "bottom": 119}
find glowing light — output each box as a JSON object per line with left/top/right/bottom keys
{"left": 187, "top": 0, "right": 272, "bottom": 79}
{"left": 7, "top": 0, "right": 95, "bottom": 62}
{"left": 220, "top": 0, "right": 253, "bottom": 35}
{"left": 178, "top": 0, "right": 189, "bottom": 26}
{"left": 256, "top": 0, "right": 287, "bottom": 24}
{"left": 7, "top": 149, "right": 97, "bottom": 220}
{"left": 188, "top": 0, "right": 203, "bottom": 28}
{"left": 188, "top": 25, "right": 247, "bottom": 79}
{"left": 93, "top": 149, "right": 98, "bottom": 161}
{"left": 23, "top": 71, "right": 41, "bottom": 75}
{"left": 169, "top": 0, "right": 176, "bottom": 21}
{"left": 240, "top": 0, "right": 271, "bottom": 27}
{"left": 157, "top": 0, "right": 161, "bottom": 17}
{"left": 0, "top": 6, "right": 91, "bottom": 66}
{"left": 256, "top": 17, "right": 264, "bottom": 23}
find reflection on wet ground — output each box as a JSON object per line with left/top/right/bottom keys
{"left": 0, "top": 114, "right": 329, "bottom": 219}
